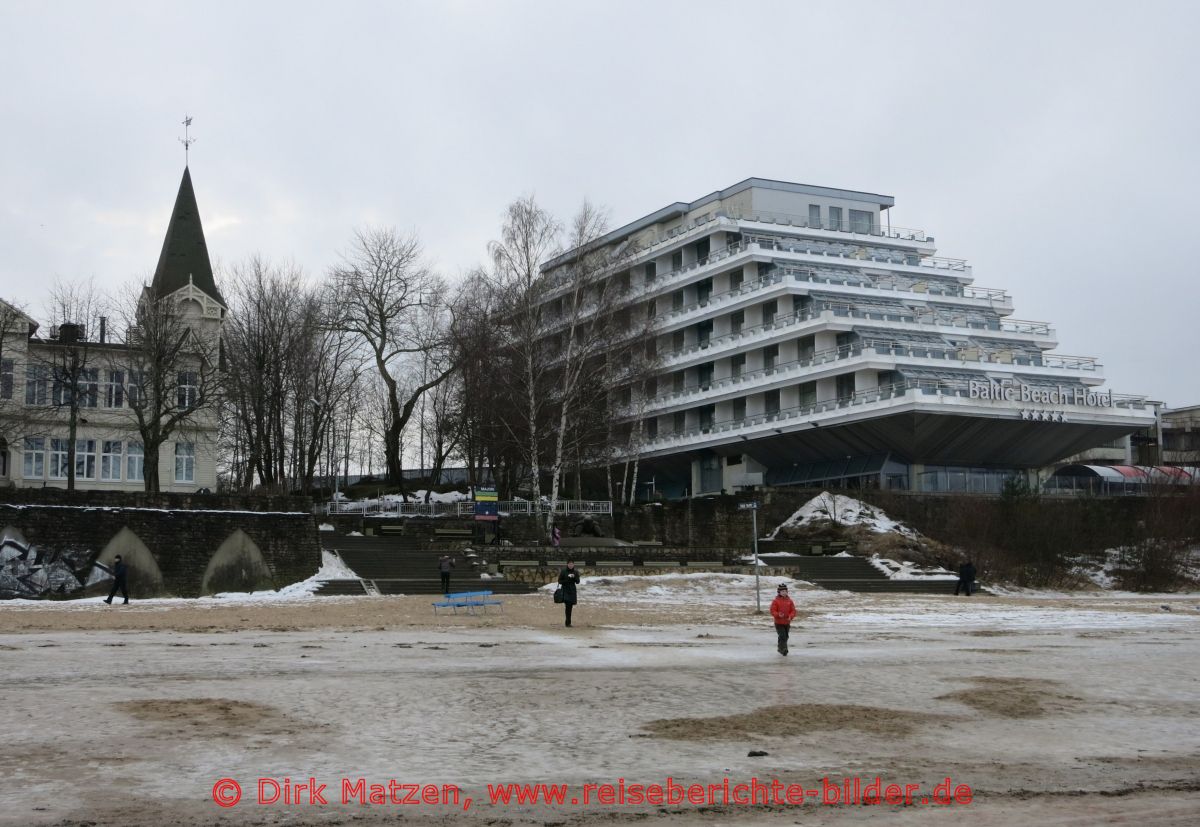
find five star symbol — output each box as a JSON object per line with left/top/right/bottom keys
{"left": 1018, "top": 409, "right": 1068, "bottom": 423}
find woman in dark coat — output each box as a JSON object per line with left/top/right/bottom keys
{"left": 558, "top": 561, "right": 580, "bottom": 627}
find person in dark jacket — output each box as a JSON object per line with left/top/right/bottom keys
{"left": 438, "top": 555, "right": 456, "bottom": 594}
{"left": 104, "top": 555, "right": 129, "bottom": 605}
{"left": 955, "top": 560, "right": 977, "bottom": 596}
{"left": 558, "top": 561, "right": 580, "bottom": 627}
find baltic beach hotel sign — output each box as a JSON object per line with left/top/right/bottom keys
{"left": 968, "top": 379, "right": 1114, "bottom": 408}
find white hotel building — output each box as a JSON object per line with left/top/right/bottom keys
{"left": 540, "top": 178, "right": 1157, "bottom": 496}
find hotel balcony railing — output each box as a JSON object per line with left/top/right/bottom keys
{"left": 727, "top": 209, "right": 929, "bottom": 242}
{"left": 654, "top": 268, "right": 1009, "bottom": 329}
{"left": 538, "top": 234, "right": 982, "bottom": 333}
{"left": 626, "top": 341, "right": 1100, "bottom": 416}
{"left": 540, "top": 212, "right": 940, "bottom": 301}
{"left": 657, "top": 305, "right": 1053, "bottom": 369}
{"left": 639, "top": 382, "right": 1152, "bottom": 453}
{"left": 535, "top": 234, "right": 993, "bottom": 336}
{"left": 320, "top": 500, "right": 612, "bottom": 517}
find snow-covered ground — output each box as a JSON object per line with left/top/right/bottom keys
{"left": 768, "top": 491, "right": 919, "bottom": 539}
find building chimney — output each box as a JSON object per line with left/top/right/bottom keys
{"left": 99, "top": 316, "right": 107, "bottom": 344}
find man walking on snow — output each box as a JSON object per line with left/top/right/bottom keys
{"left": 770, "top": 583, "right": 796, "bottom": 655}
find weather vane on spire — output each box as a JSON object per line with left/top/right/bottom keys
{"left": 179, "top": 115, "right": 197, "bottom": 165}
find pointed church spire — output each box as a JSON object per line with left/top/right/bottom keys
{"left": 149, "top": 167, "right": 224, "bottom": 306}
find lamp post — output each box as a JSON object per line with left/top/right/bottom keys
{"left": 738, "top": 500, "right": 761, "bottom": 612}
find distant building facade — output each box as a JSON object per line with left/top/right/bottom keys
{"left": 0, "top": 168, "right": 224, "bottom": 492}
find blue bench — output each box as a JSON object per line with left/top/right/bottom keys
{"left": 432, "top": 590, "right": 503, "bottom": 615}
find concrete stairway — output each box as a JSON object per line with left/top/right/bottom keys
{"left": 318, "top": 535, "right": 533, "bottom": 596}
{"left": 762, "top": 553, "right": 969, "bottom": 594}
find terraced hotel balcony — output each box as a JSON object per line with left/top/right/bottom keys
{"left": 620, "top": 341, "right": 1103, "bottom": 419}
{"left": 656, "top": 305, "right": 1056, "bottom": 373}
{"left": 636, "top": 381, "right": 1153, "bottom": 458}
{"left": 652, "top": 269, "right": 1012, "bottom": 335}
{"left": 538, "top": 212, "right": 942, "bottom": 305}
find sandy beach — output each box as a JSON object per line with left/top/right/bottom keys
{"left": 2, "top": 579, "right": 1198, "bottom": 825}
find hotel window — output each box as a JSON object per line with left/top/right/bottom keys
{"left": 730, "top": 309, "right": 744, "bottom": 335}
{"left": 175, "top": 442, "right": 195, "bottom": 483}
{"left": 696, "top": 278, "right": 712, "bottom": 304}
{"left": 75, "top": 439, "right": 97, "bottom": 480}
{"left": 672, "top": 330, "right": 685, "bottom": 352}
{"left": 671, "top": 290, "right": 684, "bottom": 311}
{"left": 672, "top": 411, "right": 686, "bottom": 434}
{"left": 808, "top": 204, "right": 821, "bottom": 228}
{"left": 49, "top": 438, "right": 70, "bottom": 479}
{"left": 836, "top": 373, "right": 856, "bottom": 399}
{"left": 177, "top": 371, "right": 199, "bottom": 409}
{"left": 798, "top": 381, "right": 817, "bottom": 407}
{"left": 729, "top": 268, "right": 744, "bottom": 291}
{"left": 644, "top": 261, "right": 656, "bottom": 283}
{"left": 764, "top": 389, "right": 781, "bottom": 415}
{"left": 126, "top": 442, "right": 145, "bottom": 482}
{"left": 829, "top": 207, "right": 843, "bottom": 231}
{"left": 23, "top": 437, "right": 45, "bottom": 479}
{"left": 101, "top": 440, "right": 123, "bottom": 481}
{"left": 797, "top": 335, "right": 816, "bottom": 361}
{"left": 672, "top": 371, "right": 685, "bottom": 392}
{"left": 732, "top": 397, "right": 747, "bottom": 421}
{"left": 645, "top": 418, "right": 657, "bottom": 440}
{"left": 105, "top": 369, "right": 125, "bottom": 408}
{"left": 0, "top": 358, "right": 12, "bottom": 399}
{"left": 849, "top": 209, "right": 873, "bottom": 235}
{"left": 730, "top": 353, "right": 746, "bottom": 378}
{"left": 671, "top": 250, "right": 683, "bottom": 271}
{"left": 698, "top": 404, "right": 715, "bottom": 431}
{"left": 762, "top": 300, "right": 778, "bottom": 326}
{"left": 763, "top": 344, "right": 779, "bottom": 371}
{"left": 697, "top": 362, "right": 714, "bottom": 389}
{"left": 695, "top": 238, "right": 710, "bottom": 265}
{"left": 697, "top": 319, "right": 713, "bottom": 347}
{"left": 25, "top": 365, "right": 49, "bottom": 405}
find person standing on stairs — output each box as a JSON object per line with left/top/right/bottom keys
{"left": 438, "top": 554, "right": 455, "bottom": 594}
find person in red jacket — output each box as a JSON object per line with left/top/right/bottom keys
{"left": 770, "top": 583, "right": 797, "bottom": 656}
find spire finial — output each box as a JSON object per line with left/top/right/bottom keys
{"left": 179, "top": 115, "right": 196, "bottom": 165}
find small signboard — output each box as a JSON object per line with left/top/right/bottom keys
{"left": 474, "top": 487, "right": 499, "bottom": 522}
{"left": 737, "top": 501, "right": 759, "bottom": 511}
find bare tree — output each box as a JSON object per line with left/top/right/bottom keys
{"left": 543, "top": 201, "right": 617, "bottom": 528}
{"left": 485, "top": 196, "right": 563, "bottom": 502}
{"left": 331, "top": 227, "right": 453, "bottom": 492}
{"left": 37, "top": 279, "right": 107, "bottom": 490}
{"left": 113, "top": 285, "right": 220, "bottom": 493}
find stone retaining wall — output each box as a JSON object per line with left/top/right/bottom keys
{"left": 1, "top": 491, "right": 319, "bottom": 599}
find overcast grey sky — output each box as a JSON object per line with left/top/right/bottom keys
{"left": 1, "top": 0, "right": 1197, "bottom": 406}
